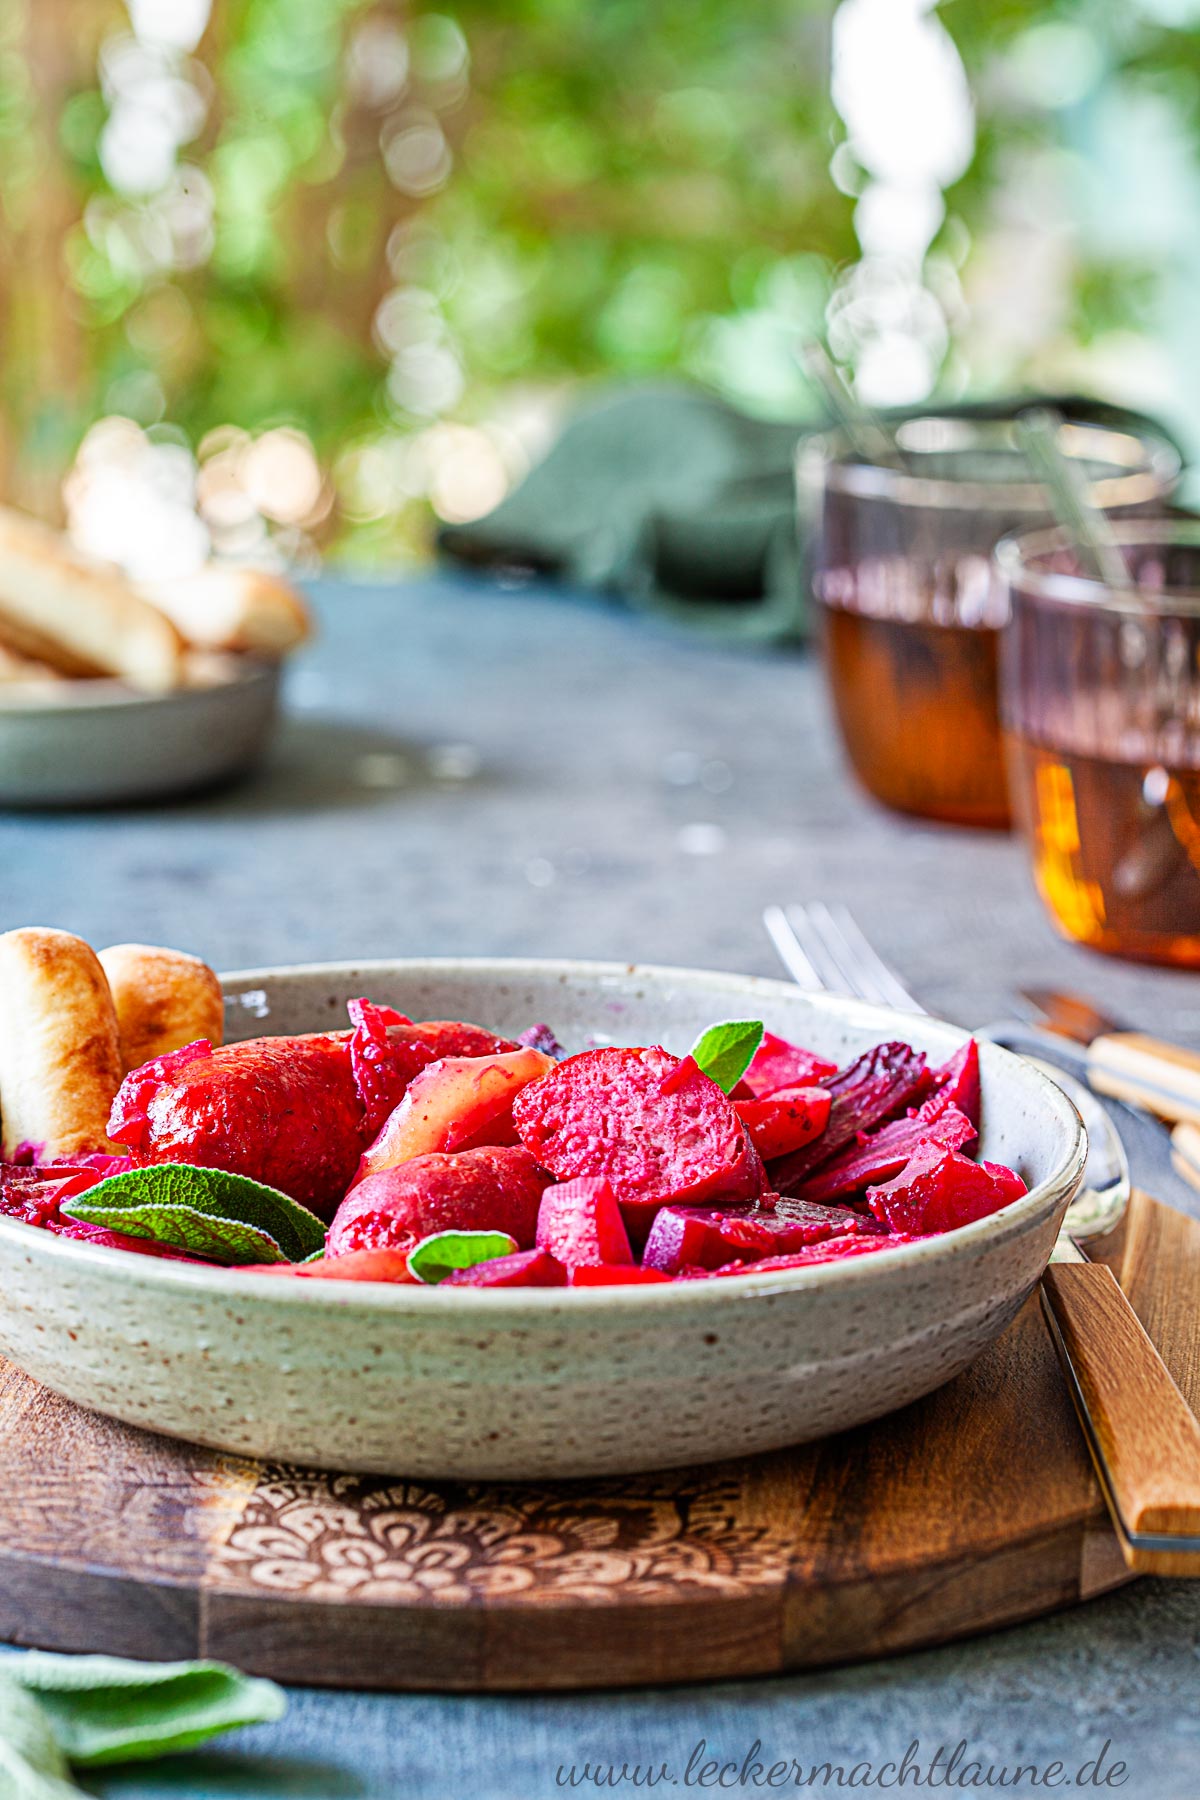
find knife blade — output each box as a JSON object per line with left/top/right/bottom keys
{"left": 1019, "top": 986, "right": 1200, "bottom": 1127}
{"left": 1020, "top": 986, "right": 1127, "bottom": 1044}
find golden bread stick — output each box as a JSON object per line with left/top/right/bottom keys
{"left": 98, "top": 943, "right": 225, "bottom": 1073}
{"left": 0, "top": 928, "right": 123, "bottom": 1157}
{"left": 0, "top": 635, "right": 68, "bottom": 701}
{"left": 0, "top": 506, "right": 183, "bottom": 691}
{"left": 137, "top": 566, "right": 311, "bottom": 657}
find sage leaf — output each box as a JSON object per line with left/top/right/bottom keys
{"left": 61, "top": 1200, "right": 287, "bottom": 1265}
{"left": 0, "top": 1677, "right": 78, "bottom": 1799}
{"left": 688, "top": 1019, "right": 765, "bottom": 1093}
{"left": 61, "top": 1164, "right": 326, "bottom": 1265}
{"left": 407, "top": 1229, "right": 518, "bottom": 1284}
{"left": 9, "top": 1652, "right": 286, "bottom": 1767}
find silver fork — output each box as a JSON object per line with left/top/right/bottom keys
{"left": 764, "top": 902, "right": 923, "bottom": 1013}
{"left": 766, "top": 901, "right": 1124, "bottom": 1236}
{"left": 764, "top": 900, "right": 1200, "bottom": 1573}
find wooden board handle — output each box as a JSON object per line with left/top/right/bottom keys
{"left": 1087, "top": 1031, "right": 1200, "bottom": 1125}
{"left": 1042, "top": 1261, "right": 1200, "bottom": 1573}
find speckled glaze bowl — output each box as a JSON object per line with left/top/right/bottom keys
{"left": 0, "top": 657, "right": 280, "bottom": 806}
{"left": 0, "top": 960, "right": 1086, "bottom": 1479}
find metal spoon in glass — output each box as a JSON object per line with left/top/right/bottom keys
{"left": 1014, "top": 407, "right": 1146, "bottom": 606}
{"left": 797, "top": 341, "right": 908, "bottom": 473}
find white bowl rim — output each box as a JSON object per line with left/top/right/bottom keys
{"left": 0, "top": 956, "right": 1087, "bottom": 1312}
{"left": 0, "top": 656, "right": 278, "bottom": 720}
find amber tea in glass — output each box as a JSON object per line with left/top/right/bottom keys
{"left": 798, "top": 420, "right": 1178, "bottom": 830}
{"left": 999, "top": 521, "right": 1200, "bottom": 968}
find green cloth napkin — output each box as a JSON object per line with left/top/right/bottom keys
{"left": 0, "top": 1652, "right": 285, "bottom": 1796}
{"left": 438, "top": 383, "right": 1182, "bottom": 643}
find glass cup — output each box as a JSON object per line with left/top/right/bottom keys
{"left": 797, "top": 419, "right": 1179, "bottom": 830}
{"left": 998, "top": 520, "right": 1200, "bottom": 968}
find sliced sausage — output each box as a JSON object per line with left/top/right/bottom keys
{"left": 326, "top": 1144, "right": 550, "bottom": 1256}
{"left": 512, "top": 1046, "right": 763, "bottom": 1237}
{"left": 108, "top": 1034, "right": 365, "bottom": 1217}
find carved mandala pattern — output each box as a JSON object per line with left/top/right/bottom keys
{"left": 207, "top": 1464, "right": 789, "bottom": 1604}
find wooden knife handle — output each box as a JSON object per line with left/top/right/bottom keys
{"left": 1087, "top": 1030, "right": 1200, "bottom": 1125}
{"left": 1170, "top": 1121, "right": 1200, "bottom": 1193}
{"left": 1042, "top": 1261, "right": 1200, "bottom": 1574}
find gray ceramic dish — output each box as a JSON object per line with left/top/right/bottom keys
{"left": 0, "top": 657, "right": 280, "bottom": 807}
{"left": 0, "top": 959, "right": 1086, "bottom": 1478}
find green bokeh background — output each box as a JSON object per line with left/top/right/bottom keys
{"left": 2, "top": 0, "right": 1197, "bottom": 562}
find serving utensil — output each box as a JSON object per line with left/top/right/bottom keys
{"left": 765, "top": 901, "right": 1200, "bottom": 1572}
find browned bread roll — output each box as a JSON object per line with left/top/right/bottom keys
{"left": 0, "top": 928, "right": 123, "bottom": 1157}
{"left": 98, "top": 943, "right": 225, "bottom": 1073}
{"left": 137, "top": 565, "right": 311, "bottom": 657}
{"left": 0, "top": 506, "right": 183, "bottom": 692}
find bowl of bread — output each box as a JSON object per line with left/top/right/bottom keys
{"left": 0, "top": 505, "right": 310, "bottom": 806}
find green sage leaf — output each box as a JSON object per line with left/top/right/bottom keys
{"left": 61, "top": 1164, "right": 326, "bottom": 1265}
{"left": 0, "top": 1676, "right": 78, "bottom": 1798}
{"left": 9, "top": 1652, "right": 286, "bottom": 1768}
{"left": 688, "top": 1019, "right": 765, "bottom": 1093}
{"left": 61, "top": 1200, "right": 286, "bottom": 1265}
{"left": 407, "top": 1229, "right": 518, "bottom": 1284}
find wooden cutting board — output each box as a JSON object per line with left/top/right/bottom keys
{"left": 1, "top": 1190, "right": 1196, "bottom": 1692}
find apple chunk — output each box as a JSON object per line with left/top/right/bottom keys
{"left": 354, "top": 1047, "right": 556, "bottom": 1186}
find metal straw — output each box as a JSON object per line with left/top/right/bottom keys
{"left": 799, "top": 342, "right": 908, "bottom": 472}
{"left": 1015, "top": 407, "right": 1142, "bottom": 602}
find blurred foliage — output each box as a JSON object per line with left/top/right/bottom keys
{"left": 0, "top": 0, "right": 1197, "bottom": 563}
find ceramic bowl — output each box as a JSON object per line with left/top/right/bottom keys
{"left": 0, "top": 959, "right": 1086, "bottom": 1478}
{"left": 0, "top": 657, "right": 280, "bottom": 807}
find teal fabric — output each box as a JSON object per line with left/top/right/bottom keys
{"left": 439, "top": 383, "right": 1183, "bottom": 642}
{"left": 0, "top": 1654, "right": 285, "bottom": 1795}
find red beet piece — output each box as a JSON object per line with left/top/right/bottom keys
{"left": 1, "top": 1161, "right": 195, "bottom": 1268}
{"left": 658, "top": 1052, "right": 702, "bottom": 1095}
{"left": 346, "top": 1000, "right": 413, "bottom": 1135}
{"left": 41, "top": 1152, "right": 210, "bottom": 1258}
{"left": 442, "top": 1247, "right": 566, "bottom": 1288}
{"left": 716, "top": 1233, "right": 919, "bottom": 1275}
{"left": 0, "top": 1152, "right": 205, "bottom": 1263}
{"left": 741, "top": 1031, "right": 837, "bottom": 1097}
{"left": 512, "top": 1046, "right": 763, "bottom": 1239}
{"left": 867, "top": 1142, "right": 1026, "bottom": 1235}
{"left": 734, "top": 1086, "right": 831, "bottom": 1160}
{"left": 326, "top": 1144, "right": 550, "bottom": 1256}
{"left": 569, "top": 1265, "right": 671, "bottom": 1286}
{"left": 930, "top": 1039, "right": 982, "bottom": 1129}
{"left": 536, "top": 1177, "right": 633, "bottom": 1269}
{"left": 770, "top": 1041, "right": 929, "bottom": 1195}
{"left": 348, "top": 999, "right": 518, "bottom": 1137}
{"left": 109, "top": 1033, "right": 368, "bottom": 1218}
{"left": 642, "top": 1197, "right": 871, "bottom": 1274}
{"left": 1, "top": 1160, "right": 117, "bottom": 1229}
{"left": 241, "top": 1248, "right": 419, "bottom": 1282}
{"left": 791, "top": 1097, "right": 975, "bottom": 1205}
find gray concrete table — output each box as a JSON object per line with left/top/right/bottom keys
{"left": 3, "top": 572, "right": 1198, "bottom": 1799}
